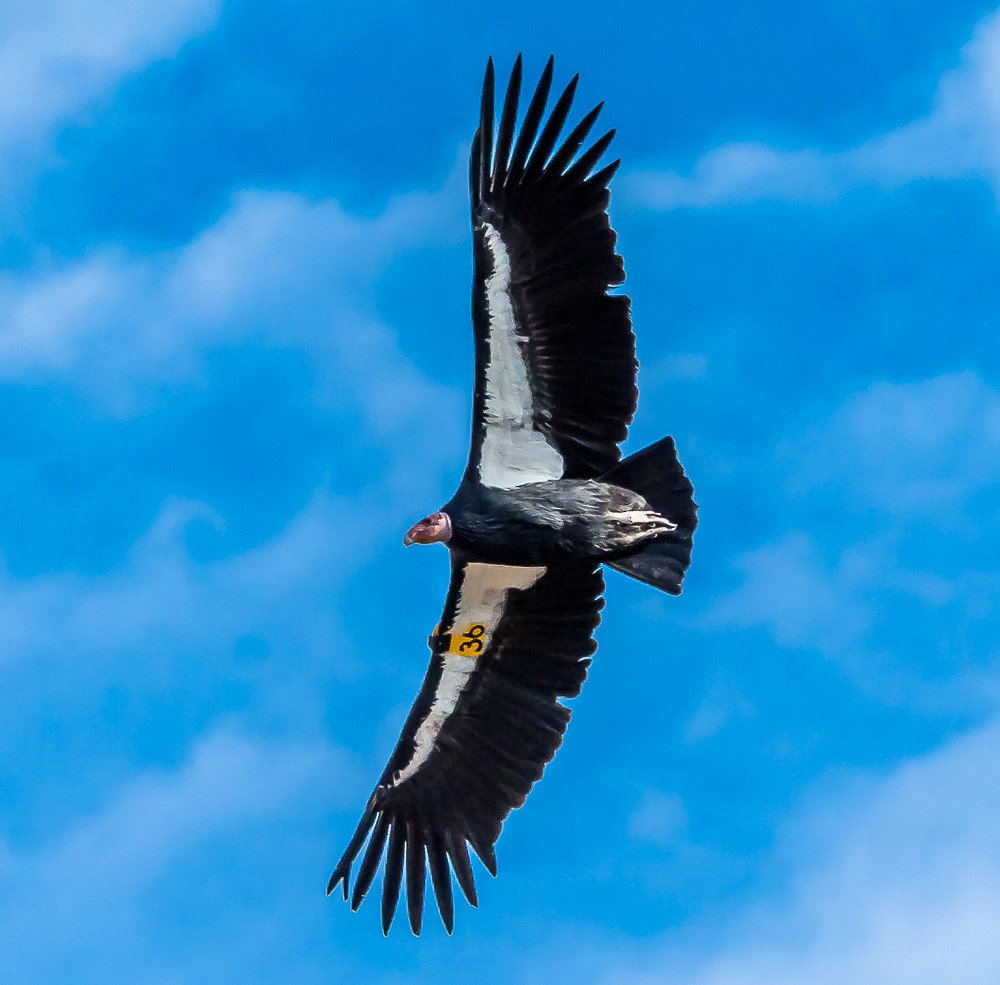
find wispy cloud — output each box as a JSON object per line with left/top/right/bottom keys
{"left": 0, "top": 0, "right": 219, "bottom": 162}
{"left": 703, "top": 372, "right": 1000, "bottom": 710}
{"left": 682, "top": 670, "right": 756, "bottom": 744}
{"left": 0, "top": 166, "right": 473, "bottom": 965}
{"left": 0, "top": 181, "right": 466, "bottom": 423}
{"left": 0, "top": 726, "right": 353, "bottom": 983}
{"left": 629, "top": 7, "right": 1000, "bottom": 208}
{"left": 598, "top": 718, "right": 1000, "bottom": 985}
{"left": 706, "top": 530, "right": 876, "bottom": 653}
{"left": 0, "top": 492, "right": 366, "bottom": 671}
{"left": 627, "top": 788, "right": 688, "bottom": 847}
{"left": 787, "top": 372, "right": 1000, "bottom": 523}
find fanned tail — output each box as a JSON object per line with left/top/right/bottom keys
{"left": 601, "top": 436, "right": 697, "bottom": 595}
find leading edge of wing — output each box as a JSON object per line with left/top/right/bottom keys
{"left": 327, "top": 558, "right": 604, "bottom": 935}
{"left": 466, "top": 56, "right": 638, "bottom": 487}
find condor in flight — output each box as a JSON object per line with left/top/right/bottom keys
{"left": 328, "top": 56, "right": 697, "bottom": 935}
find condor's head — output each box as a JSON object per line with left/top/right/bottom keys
{"left": 403, "top": 511, "right": 452, "bottom": 547}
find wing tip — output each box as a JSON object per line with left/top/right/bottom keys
{"left": 479, "top": 58, "right": 624, "bottom": 199}
{"left": 470, "top": 837, "right": 498, "bottom": 878}
{"left": 326, "top": 866, "right": 349, "bottom": 900}
{"left": 407, "top": 908, "right": 424, "bottom": 937}
{"left": 506, "top": 54, "right": 557, "bottom": 186}
{"left": 493, "top": 54, "right": 524, "bottom": 190}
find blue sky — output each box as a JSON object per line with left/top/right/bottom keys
{"left": 2, "top": 0, "right": 1000, "bottom": 980}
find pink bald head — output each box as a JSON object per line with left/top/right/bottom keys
{"left": 403, "top": 511, "right": 452, "bottom": 547}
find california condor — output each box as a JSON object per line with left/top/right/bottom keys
{"left": 328, "top": 55, "right": 697, "bottom": 935}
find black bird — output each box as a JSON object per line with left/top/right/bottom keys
{"left": 328, "top": 55, "right": 697, "bottom": 936}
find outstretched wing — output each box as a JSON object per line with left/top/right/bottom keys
{"left": 328, "top": 557, "right": 604, "bottom": 935}
{"left": 467, "top": 55, "right": 638, "bottom": 490}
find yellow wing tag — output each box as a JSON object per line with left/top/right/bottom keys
{"left": 449, "top": 623, "right": 487, "bottom": 656}
{"left": 430, "top": 623, "right": 488, "bottom": 657}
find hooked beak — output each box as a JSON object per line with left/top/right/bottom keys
{"left": 403, "top": 511, "right": 452, "bottom": 547}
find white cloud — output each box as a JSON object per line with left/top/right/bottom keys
{"left": 0, "top": 486, "right": 409, "bottom": 703}
{"left": 682, "top": 670, "right": 755, "bottom": 744}
{"left": 630, "top": 7, "right": 1000, "bottom": 208}
{"left": 599, "top": 718, "right": 1000, "bottom": 985}
{"left": 0, "top": 180, "right": 466, "bottom": 425}
{"left": 2, "top": 494, "right": 295, "bottom": 634}
{"left": 49, "top": 728, "right": 348, "bottom": 886}
{"left": 0, "top": 725, "right": 354, "bottom": 982}
{"left": 631, "top": 144, "right": 844, "bottom": 209}
{"left": 628, "top": 789, "right": 688, "bottom": 847}
{"left": 703, "top": 372, "right": 1000, "bottom": 709}
{"left": 788, "top": 372, "right": 1000, "bottom": 523}
{"left": 0, "top": 167, "right": 472, "bottom": 964}
{"left": 705, "top": 530, "right": 876, "bottom": 653}
{"left": 0, "top": 0, "right": 219, "bottom": 159}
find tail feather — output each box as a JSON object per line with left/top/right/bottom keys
{"left": 600, "top": 436, "right": 697, "bottom": 595}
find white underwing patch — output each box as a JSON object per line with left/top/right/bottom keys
{"left": 392, "top": 563, "right": 546, "bottom": 785}
{"left": 478, "top": 221, "right": 564, "bottom": 489}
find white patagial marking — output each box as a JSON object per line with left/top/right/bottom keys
{"left": 479, "top": 221, "right": 564, "bottom": 489}
{"left": 392, "top": 563, "right": 546, "bottom": 785}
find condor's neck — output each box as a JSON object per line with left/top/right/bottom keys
{"left": 443, "top": 481, "right": 557, "bottom": 565}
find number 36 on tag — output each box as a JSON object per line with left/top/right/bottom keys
{"left": 448, "top": 623, "right": 487, "bottom": 657}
